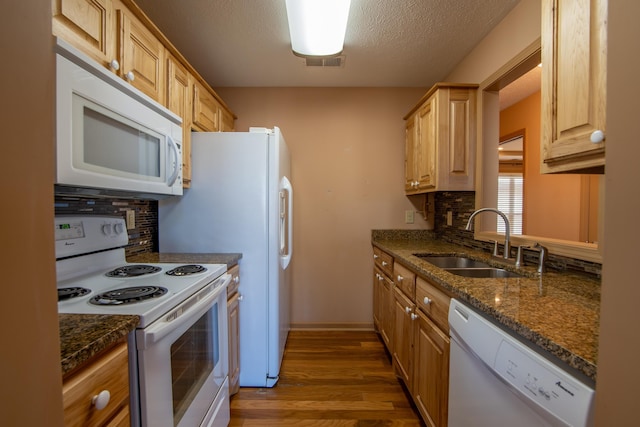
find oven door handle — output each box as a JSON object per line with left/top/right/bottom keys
{"left": 137, "top": 274, "right": 230, "bottom": 350}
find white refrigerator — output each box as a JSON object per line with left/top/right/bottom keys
{"left": 158, "top": 127, "right": 293, "bottom": 387}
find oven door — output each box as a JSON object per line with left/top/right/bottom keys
{"left": 136, "top": 274, "right": 230, "bottom": 427}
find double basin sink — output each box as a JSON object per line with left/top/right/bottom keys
{"left": 414, "top": 255, "right": 524, "bottom": 278}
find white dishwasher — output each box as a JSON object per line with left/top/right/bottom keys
{"left": 448, "top": 299, "right": 595, "bottom": 427}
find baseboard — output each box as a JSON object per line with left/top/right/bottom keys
{"left": 290, "top": 322, "right": 375, "bottom": 331}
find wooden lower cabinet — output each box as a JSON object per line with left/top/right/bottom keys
{"left": 372, "top": 246, "right": 451, "bottom": 427}
{"left": 392, "top": 286, "right": 416, "bottom": 386}
{"left": 62, "top": 340, "right": 130, "bottom": 427}
{"left": 413, "top": 310, "right": 450, "bottom": 427}
{"left": 227, "top": 264, "right": 241, "bottom": 395}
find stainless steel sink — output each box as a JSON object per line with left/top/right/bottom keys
{"left": 413, "top": 254, "right": 524, "bottom": 278}
{"left": 414, "top": 255, "right": 491, "bottom": 269}
{"left": 444, "top": 268, "right": 523, "bottom": 278}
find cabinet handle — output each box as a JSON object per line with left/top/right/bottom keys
{"left": 397, "top": 275, "right": 404, "bottom": 282}
{"left": 590, "top": 130, "right": 605, "bottom": 144}
{"left": 381, "top": 261, "right": 388, "bottom": 266}
{"left": 109, "top": 59, "right": 120, "bottom": 71}
{"left": 405, "top": 306, "right": 411, "bottom": 314}
{"left": 423, "top": 297, "right": 432, "bottom": 305}
{"left": 92, "top": 390, "right": 111, "bottom": 410}
{"left": 410, "top": 313, "right": 418, "bottom": 320}
{"left": 125, "top": 71, "right": 135, "bottom": 82}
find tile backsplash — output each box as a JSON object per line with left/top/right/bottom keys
{"left": 54, "top": 195, "right": 158, "bottom": 258}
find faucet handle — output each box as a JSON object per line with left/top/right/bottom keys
{"left": 533, "top": 243, "right": 548, "bottom": 273}
{"left": 515, "top": 245, "right": 530, "bottom": 268}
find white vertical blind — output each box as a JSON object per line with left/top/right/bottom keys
{"left": 497, "top": 174, "right": 523, "bottom": 234}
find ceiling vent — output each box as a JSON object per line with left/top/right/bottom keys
{"left": 304, "top": 56, "right": 345, "bottom": 67}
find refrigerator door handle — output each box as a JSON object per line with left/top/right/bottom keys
{"left": 279, "top": 176, "right": 293, "bottom": 269}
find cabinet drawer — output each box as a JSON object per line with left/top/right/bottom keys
{"left": 394, "top": 263, "right": 416, "bottom": 299}
{"left": 63, "top": 341, "right": 129, "bottom": 427}
{"left": 373, "top": 246, "right": 394, "bottom": 278}
{"left": 227, "top": 264, "right": 240, "bottom": 297}
{"left": 416, "top": 276, "right": 450, "bottom": 333}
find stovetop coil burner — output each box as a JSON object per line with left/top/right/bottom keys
{"left": 106, "top": 265, "right": 162, "bottom": 278}
{"left": 90, "top": 286, "right": 168, "bottom": 305}
{"left": 58, "top": 287, "right": 91, "bottom": 302}
{"left": 166, "top": 264, "right": 207, "bottom": 276}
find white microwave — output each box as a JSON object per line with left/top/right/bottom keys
{"left": 55, "top": 38, "right": 183, "bottom": 199}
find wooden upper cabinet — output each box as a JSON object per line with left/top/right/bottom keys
{"left": 404, "top": 83, "right": 477, "bottom": 194}
{"left": 541, "top": 0, "right": 607, "bottom": 173}
{"left": 192, "top": 79, "right": 220, "bottom": 132}
{"left": 166, "top": 53, "right": 192, "bottom": 187}
{"left": 220, "top": 108, "right": 236, "bottom": 132}
{"left": 52, "top": 0, "right": 116, "bottom": 69}
{"left": 117, "top": 5, "right": 164, "bottom": 102}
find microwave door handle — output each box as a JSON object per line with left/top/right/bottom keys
{"left": 167, "top": 134, "right": 180, "bottom": 186}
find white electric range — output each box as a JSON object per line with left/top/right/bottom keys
{"left": 55, "top": 215, "right": 231, "bottom": 427}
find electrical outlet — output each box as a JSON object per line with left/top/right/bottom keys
{"left": 126, "top": 210, "right": 136, "bottom": 229}
{"left": 405, "top": 210, "right": 414, "bottom": 224}
{"left": 446, "top": 210, "right": 453, "bottom": 226}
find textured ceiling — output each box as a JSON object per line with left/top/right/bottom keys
{"left": 134, "top": 0, "right": 522, "bottom": 88}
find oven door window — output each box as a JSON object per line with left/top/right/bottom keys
{"left": 171, "top": 303, "right": 219, "bottom": 425}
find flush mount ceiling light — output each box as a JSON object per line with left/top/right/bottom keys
{"left": 285, "top": 0, "right": 351, "bottom": 57}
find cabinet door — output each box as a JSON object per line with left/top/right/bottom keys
{"left": 227, "top": 291, "right": 240, "bottom": 395}
{"left": 417, "top": 99, "right": 437, "bottom": 191}
{"left": 413, "top": 310, "right": 450, "bottom": 427}
{"left": 405, "top": 114, "right": 419, "bottom": 191}
{"left": 380, "top": 272, "right": 394, "bottom": 351}
{"left": 373, "top": 267, "right": 384, "bottom": 331}
{"left": 117, "top": 6, "right": 164, "bottom": 102}
{"left": 192, "top": 80, "right": 220, "bottom": 132}
{"left": 219, "top": 107, "right": 235, "bottom": 132}
{"left": 166, "top": 53, "right": 192, "bottom": 187}
{"left": 52, "top": 0, "right": 116, "bottom": 69}
{"left": 392, "top": 287, "right": 415, "bottom": 387}
{"left": 541, "top": 0, "right": 607, "bottom": 173}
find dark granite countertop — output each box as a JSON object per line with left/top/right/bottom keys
{"left": 59, "top": 314, "right": 139, "bottom": 377}
{"left": 372, "top": 230, "right": 600, "bottom": 383}
{"left": 127, "top": 252, "right": 242, "bottom": 268}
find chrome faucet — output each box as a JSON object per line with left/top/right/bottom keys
{"left": 533, "top": 243, "right": 548, "bottom": 274}
{"left": 466, "top": 208, "right": 511, "bottom": 259}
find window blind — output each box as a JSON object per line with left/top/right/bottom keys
{"left": 497, "top": 174, "right": 523, "bottom": 234}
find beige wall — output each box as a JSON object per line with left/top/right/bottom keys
{"left": 1, "top": 1, "right": 64, "bottom": 426}
{"left": 216, "top": 87, "right": 427, "bottom": 327}
{"left": 594, "top": 1, "right": 640, "bottom": 425}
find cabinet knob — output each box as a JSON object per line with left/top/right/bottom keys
{"left": 238, "top": 293, "right": 244, "bottom": 301}
{"left": 423, "top": 297, "right": 432, "bottom": 305}
{"left": 92, "top": 390, "right": 111, "bottom": 410}
{"left": 373, "top": 254, "right": 379, "bottom": 259}
{"left": 109, "top": 59, "right": 120, "bottom": 71}
{"left": 233, "top": 276, "right": 240, "bottom": 284}
{"left": 125, "top": 71, "right": 135, "bottom": 82}
{"left": 377, "top": 275, "right": 383, "bottom": 282}
{"left": 405, "top": 306, "right": 411, "bottom": 314}
{"left": 397, "top": 275, "right": 404, "bottom": 282}
{"left": 381, "top": 261, "right": 388, "bottom": 266}
{"left": 410, "top": 313, "right": 418, "bottom": 320}
{"left": 590, "top": 130, "right": 605, "bottom": 144}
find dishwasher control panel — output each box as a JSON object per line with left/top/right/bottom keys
{"left": 494, "top": 340, "right": 589, "bottom": 425}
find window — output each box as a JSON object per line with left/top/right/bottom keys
{"left": 497, "top": 174, "right": 523, "bottom": 234}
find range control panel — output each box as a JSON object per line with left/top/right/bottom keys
{"left": 55, "top": 216, "right": 128, "bottom": 259}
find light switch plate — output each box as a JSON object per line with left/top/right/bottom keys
{"left": 405, "top": 210, "right": 414, "bottom": 224}
{"left": 126, "top": 210, "right": 136, "bottom": 229}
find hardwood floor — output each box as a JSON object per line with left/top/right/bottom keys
{"left": 229, "top": 330, "right": 425, "bottom": 426}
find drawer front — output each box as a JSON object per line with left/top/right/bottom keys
{"left": 63, "top": 341, "right": 129, "bottom": 427}
{"left": 227, "top": 264, "right": 240, "bottom": 297}
{"left": 394, "top": 262, "right": 416, "bottom": 299}
{"left": 416, "top": 276, "right": 450, "bottom": 332}
{"left": 373, "top": 246, "right": 394, "bottom": 278}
